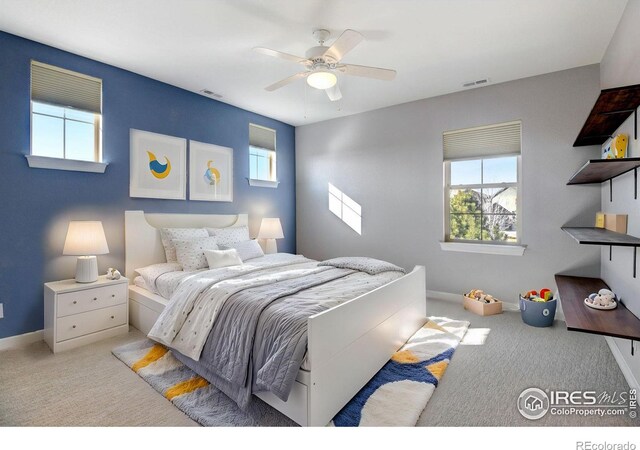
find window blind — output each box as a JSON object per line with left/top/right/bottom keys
{"left": 443, "top": 120, "right": 521, "bottom": 161}
{"left": 31, "top": 61, "right": 102, "bottom": 114}
{"left": 249, "top": 124, "right": 276, "bottom": 151}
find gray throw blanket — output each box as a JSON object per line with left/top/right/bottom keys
{"left": 175, "top": 267, "right": 355, "bottom": 409}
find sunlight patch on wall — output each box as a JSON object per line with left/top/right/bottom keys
{"left": 328, "top": 183, "right": 362, "bottom": 235}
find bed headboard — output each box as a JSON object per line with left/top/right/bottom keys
{"left": 124, "top": 210, "right": 249, "bottom": 282}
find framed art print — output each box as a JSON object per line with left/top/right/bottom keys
{"left": 189, "top": 140, "right": 233, "bottom": 202}
{"left": 130, "top": 129, "right": 186, "bottom": 200}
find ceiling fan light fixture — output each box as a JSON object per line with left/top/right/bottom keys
{"left": 307, "top": 71, "right": 337, "bottom": 90}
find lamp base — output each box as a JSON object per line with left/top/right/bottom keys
{"left": 75, "top": 256, "right": 98, "bottom": 283}
{"left": 260, "top": 239, "right": 278, "bottom": 254}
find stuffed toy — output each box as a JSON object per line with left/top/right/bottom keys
{"left": 106, "top": 267, "right": 121, "bottom": 280}
{"left": 585, "top": 288, "right": 617, "bottom": 309}
{"left": 466, "top": 289, "right": 499, "bottom": 303}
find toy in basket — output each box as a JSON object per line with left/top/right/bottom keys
{"left": 584, "top": 289, "right": 618, "bottom": 310}
{"left": 463, "top": 289, "right": 502, "bottom": 316}
{"left": 519, "top": 289, "right": 556, "bottom": 327}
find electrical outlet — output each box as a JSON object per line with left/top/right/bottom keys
{"left": 0, "top": 303, "right": 3, "bottom": 319}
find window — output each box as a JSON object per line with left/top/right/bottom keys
{"left": 328, "top": 183, "right": 362, "bottom": 235}
{"left": 249, "top": 124, "right": 277, "bottom": 187}
{"left": 443, "top": 121, "right": 521, "bottom": 245}
{"left": 30, "top": 61, "right": 102, "bottom": 163}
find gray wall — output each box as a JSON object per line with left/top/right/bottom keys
{"left": 599, "top": 0, "right": 640, "bottom": 387}
{"left": 296, "top": 64, "right": 602, "bottom": 305}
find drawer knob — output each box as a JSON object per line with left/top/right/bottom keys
{"left": 72, "top": 325, "right": 76, "bottom": 329}
{"left": 93, "top": 297, "right": 97, "bottom": 301}
{"left": 73, "top": 300, "right": 77, "bottom": 304}
{"left": 111, "top": 294, "right": 115, "bottom": 298}
{"left": 110, "top": 315, "right": 115, "bottom": 319}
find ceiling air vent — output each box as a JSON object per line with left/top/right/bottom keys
{"left": 463, "top": 78, "right": 490, "bottom": 88}
{"left": 199, "top": 89, "right": 223, "bottom": 99}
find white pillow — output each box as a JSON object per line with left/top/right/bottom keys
{"left": 204, "top": 248, "right": 243, "bottom": 269}
{"left": 160, "top": 228, "right": 208, "bottom": 262}
{"left": 222, "top": 239, "right": 264, "bottom": 262}
{"left": 134, "top": 262, "right": 183, "bottom": 294}
{"left": 173, "top": 236, "right": 219, "bottom": 271}
{"left": 206, "top": 225, "right": 250, "bottom": 247}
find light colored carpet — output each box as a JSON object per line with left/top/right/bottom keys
{"left": 0, "top": 298, "right": 635, "bottom": 426}
{"left": 0, "top": 329, "right": 197, "bottom": 426}
{"left": 418, "top": 299, "right": 637, "bottom": 426}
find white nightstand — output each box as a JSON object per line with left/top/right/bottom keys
{"left": 44, "top": 275, "right": 129, "bottom": 353}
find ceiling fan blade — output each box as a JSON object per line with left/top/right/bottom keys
{"left": 265, "top": 72, "right": 309, "bottom": 91}
{"left": 323, "top": 29, "right": 363, "bottom": 62}
{"left": 338, "top": 63, "right": 396, "bottom": 81}
{"left": 253, "top": 47, "right": 310, "bottom": 65}
{"left": 325, "top": 84, "right": 342, "bottom": 102}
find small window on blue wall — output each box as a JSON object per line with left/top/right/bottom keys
{"left": 31, "top": 61, "right": 102, "bottom": 162}
{"left": 249, "top": 124, "right": 276, "bottom": 183}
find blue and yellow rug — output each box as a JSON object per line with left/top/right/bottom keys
{"left": 112, "top": 317, "right": 468, "bottom": 427}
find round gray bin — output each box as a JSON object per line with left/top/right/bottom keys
{"left": 519, "top": 296, "right": 557, "bottom": 327}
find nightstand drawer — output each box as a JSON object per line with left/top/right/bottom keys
{"left": 56, "top": 304, "right": 127, "bottom": 342}
{"left": 57, "top": 283, "right": 126, "bottom": 318}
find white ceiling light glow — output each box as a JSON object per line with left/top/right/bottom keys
{"left": 307, "top": 71, "right": 337, "bottom": 90}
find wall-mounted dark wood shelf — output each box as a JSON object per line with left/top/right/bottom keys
{"left": 561, "top": 227, "right": 640, "bottom": 246}
{"left": 555, "top": 275, "right": 640, "bottom": 341}
{"left": 574, "top": 84, "right": 640, "bottom": 147}
{"left": 567, "top": 158, "right": 640, "bottom": 185}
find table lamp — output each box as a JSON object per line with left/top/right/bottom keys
{"left": 258, "top": 218, "right": 284, "bottom": 254}
{"left": 63, "top": 221, "right": 109, "bottom": 283}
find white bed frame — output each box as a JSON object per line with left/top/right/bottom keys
{"left": 125, "top": 210, "right": 427, "bottom": 426}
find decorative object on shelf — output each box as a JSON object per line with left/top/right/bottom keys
{"left": 604, "top": 213, "right": 628, "bottom": 234}
{"left": 257, "top": 218, "right": 284, "bottom": 254}
{"left": 106, "top": 267, "right": 121, "bottom": 280}
{"left": 584, "top": 288, "right": 618, "bottom": 310}
{"left": 63, "top": 221, "right": 110, "bottom": 283}
{"left": 519, "top": 290, "right": 557, "bottom": 327}
{"left": 130, "top": 129, "right": 186, "bottom": 200}
{"left": 189, "top": 140, "right": 233, "bottom": 202}
{"left": 601, "top": 134, "right": 628, "bottom": 159}
{"left": 595, "top": 212, "right": 605, "bottom": 228}
{"left": 463, "top": 289, "right": 502, "bottom": 316}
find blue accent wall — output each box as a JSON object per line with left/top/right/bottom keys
{"left": 0, "top": 31, "right": 296, "bottom": 339}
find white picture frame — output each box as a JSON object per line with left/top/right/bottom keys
{"left": 130, "top": 129, "right": 186, "bottom": 200}
{"left": 189, "top": 140, "right": 233, "bottom": 202}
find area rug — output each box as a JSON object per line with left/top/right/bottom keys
{"left": 112, "top": 316, "right": 468, "bottom": 427}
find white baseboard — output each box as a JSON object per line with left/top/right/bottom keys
{"left": 0, "top": 330, "right": 44, "bottom": 351}
{"left": 426, "top": 289, "right": 565, "bottom": 321}
{"left": 605, "top": 336, "right": 640, "bottom": 391}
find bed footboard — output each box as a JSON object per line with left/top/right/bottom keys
{"left": 307, "top": 265, "right": 427, "bottom": 426}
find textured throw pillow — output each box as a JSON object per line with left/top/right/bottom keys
{"left": 134, "top": 262, "right": 183, "bottom": 294}
{"left": 206, "top": 225, "right": 250, "bottom": 247}
{"left": 204, "top": 248, "right": 243, "bottom": 269}
{"left": 173, "top": 236, "right": 219, "bottom": 271}
{"left": 222, "top": 239, "right": 265, "bottom": 262}
{"left": 160, "top": 228, "right": 208, "bottom": 262}
{"left": 318, "top": 257, "right": 406, "bottom": 275}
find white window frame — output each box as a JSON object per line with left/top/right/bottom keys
{"left": 27, "top": 61, "right": 105, "bottom": 173}
{"left": 248, "top": 124, "right": 278, "bottom": 188}
{"left": 444, "top": 155, "right": 522, "bottom": 245}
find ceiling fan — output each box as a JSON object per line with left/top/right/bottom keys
{"left": 254, "top": 29, "right": 397, "bottom": 102}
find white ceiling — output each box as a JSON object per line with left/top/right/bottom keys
{"left": 0, "top": 0, "right": 628, "bottom": 126}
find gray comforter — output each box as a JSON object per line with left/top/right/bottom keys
{"left": 174, "top": 266, "right": 355, "bottom": 408}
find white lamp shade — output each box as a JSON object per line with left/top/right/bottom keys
{"left": 63, "top": 221, "right": 109, "bottom": 256}
{"left": 258, "top": 218, "right": 284, "bottom": 239}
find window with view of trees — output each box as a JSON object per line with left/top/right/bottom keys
{"left": 443, "top": 121, "right": 521, "bottom": 244}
